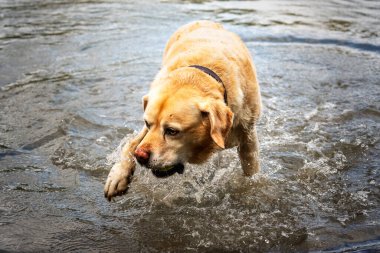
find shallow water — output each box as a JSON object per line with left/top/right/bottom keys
{"left": 1, "top": 0, "right": 379, "bottom": 252}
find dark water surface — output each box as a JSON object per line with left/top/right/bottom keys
{"left": 1, "top": 0, "right": 379, "bottom": 252}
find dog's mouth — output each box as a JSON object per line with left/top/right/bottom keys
{"left": 151, "top": 163, "right": 184, "bottom": 178}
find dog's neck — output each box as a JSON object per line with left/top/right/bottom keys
{"left": 189, "top": 65, "right": 228, "bottom": 105}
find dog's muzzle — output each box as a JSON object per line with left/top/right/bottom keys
{"left": 151, "top": 163, "right": 185, "bottom": 178}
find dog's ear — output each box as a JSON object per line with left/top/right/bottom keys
{"left": 199, "top": 100, "right": 234, "bottom": 149}
{"left": 142, "top": 95, "right": 149, "bottom": 111}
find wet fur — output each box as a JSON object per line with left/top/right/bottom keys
{"left": 104, "top": 21, "right": 261, "bottom": 201}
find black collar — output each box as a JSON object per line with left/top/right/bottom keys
{"left": 189, "top": 65, "right": 228, "bottom": 105}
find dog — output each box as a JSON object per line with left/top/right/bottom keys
{"left": 104, "top": 21, "right": 261, "bottom": 201}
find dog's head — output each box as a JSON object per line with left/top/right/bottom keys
{"left": 134, "top": 69, "right": 234, "bottom": 176}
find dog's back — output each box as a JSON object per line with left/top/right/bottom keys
{"left": 161, "top": 21, "right": 261, "bottom": 128}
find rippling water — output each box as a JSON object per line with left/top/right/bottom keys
{"left": 1, "top": 0, "right": 379, "bottom": 252}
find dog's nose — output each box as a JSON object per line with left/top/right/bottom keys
{"left": 134, "top": 147, "right": 150, "bottom": 165}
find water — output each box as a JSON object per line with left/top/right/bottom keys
{"left": 1, "top": 0, "right": 379, "bottom": 251}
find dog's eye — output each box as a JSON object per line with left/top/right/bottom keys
{"left": 145, "top": 120, "right": 151, "bottom": 129}
{"left": 164, "top": 127, "right": 179, "bottom": 136}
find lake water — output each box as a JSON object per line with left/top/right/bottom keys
{"left": 1, "top": 0, "right": 379, "bottom": 252}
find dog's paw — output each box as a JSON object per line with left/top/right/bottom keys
{"left": 104, "top": 162, "right": 132, "bottom": 201}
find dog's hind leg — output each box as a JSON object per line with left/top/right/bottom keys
{"left": 237, "top": 125, "right": 260, "bottom": 176}
{"left": 104, "top": 127, "right": 148, "bottom": 201}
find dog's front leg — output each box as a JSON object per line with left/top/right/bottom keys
{"left": 104, "top": 127, "right": 148, "bottom": 201}
{"left": 237, "top": 125, "right": 260, "bottom": 176}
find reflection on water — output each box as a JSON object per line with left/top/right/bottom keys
{"left": 1, "top": 0, "right": 379, "bottom": 252}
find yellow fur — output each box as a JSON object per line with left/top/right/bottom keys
{"left": 104, "top": 21, "right": 262, "bottom": 201}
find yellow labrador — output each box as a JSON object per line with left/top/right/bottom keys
{"left": 104, "top": 21, "right": 261, "bottom": 201}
